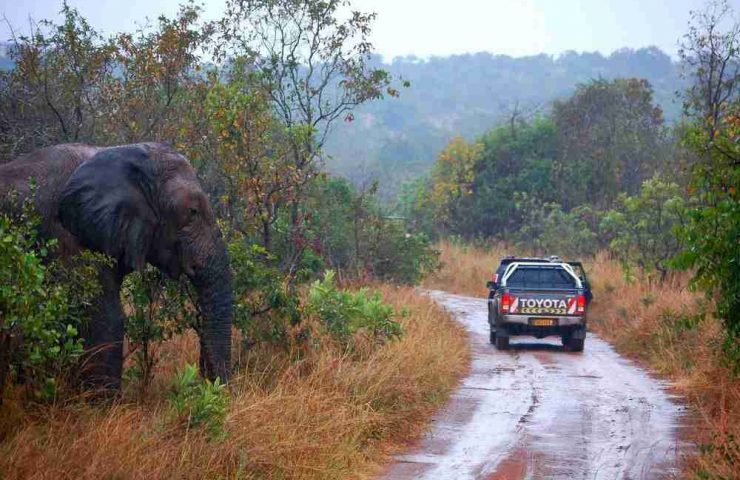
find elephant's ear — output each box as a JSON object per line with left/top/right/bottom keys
{"left": 59, "top": 145, "right": 158, "bottom": 272}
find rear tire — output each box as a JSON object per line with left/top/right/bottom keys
{"left": 495, "top": 334, "right": 509, "bottom": 350}
{"left": 489, "top": 328, "right": 496, "bottom": 344}
{"left": 568, "top": 337, "right": 585, "bottom": 352}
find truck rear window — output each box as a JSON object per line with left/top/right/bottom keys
{"left": 505, "top": 267, "right": 577, "bottom": 289}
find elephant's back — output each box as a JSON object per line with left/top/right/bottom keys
{"left": 0, "top": 143, "right": 98, "bottom": 197}
{"left": 0, "top": 144, "right": 99, "bottom": 256}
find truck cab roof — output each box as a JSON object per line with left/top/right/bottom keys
{"left": 501, "top": 261, "right": 583, "bottom": 290}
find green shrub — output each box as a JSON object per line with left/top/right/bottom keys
{"left": 228, "top": 240, "right": 300, "bottom": 349}
{"left": 306, "top": 271, "right": 402, "bottom": 345}
{"left": 0, "top": 189, "right": 108, "bottom": 402}
{"left": 367, "top": 221, "right": 440, "bottom": 285}
{"left": 304, "top": 176, "right": 440, "bottom": 285}
{"left": 168, "top": 363, "right": 228, "bottom": 438}
{"left": 121, "top": 266, "right": 193, "bottom": 396}
{"left": 601, "top": 176, "right": 686, "bottom": 280}
{"left": 513, "top": 194, "right": 597, "bottom": 257}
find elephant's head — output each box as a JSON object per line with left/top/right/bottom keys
{"left": 58, "top": 143, "right": 232, "bottom": 382}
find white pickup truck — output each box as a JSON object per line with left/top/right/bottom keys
{"left": 487, "top": 257, "right": 592, "bottom": 351}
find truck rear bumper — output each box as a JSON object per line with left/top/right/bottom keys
{"left": 501, "top": 314, "right": 585, "bottom": 327}
{"left": 496, "top": 314, "right": 586, "bottom": 339}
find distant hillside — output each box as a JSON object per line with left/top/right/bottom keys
{"left": 324, "top": 47, "right": 687, "bottom": 197}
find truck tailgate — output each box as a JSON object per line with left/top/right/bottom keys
{"left": 508, "top": 290, "right": 580, "bottom": 316}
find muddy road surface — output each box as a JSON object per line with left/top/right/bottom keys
{"left": 382, "top": 292, "right": 688, "bottom": 480}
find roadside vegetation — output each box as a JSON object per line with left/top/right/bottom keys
{"left": 0, "top": 284, "right": 469, "bottom": 479}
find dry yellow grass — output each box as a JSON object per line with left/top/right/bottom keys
{"left": 428, "top": 241, "right": 740, "bottom": 479}
{"left": 424, "top": 240, "right": 509, "bottom": 297}
{"left": 0, "top": 285, "right": 470, "bottom": 480}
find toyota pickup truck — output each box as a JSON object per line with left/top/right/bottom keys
{"left": 487, "top": 257, "right": 592, "bottom": 351}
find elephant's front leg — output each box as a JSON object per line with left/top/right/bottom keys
{"left": 79, "top": 267, "right": 126, "bottom": 394}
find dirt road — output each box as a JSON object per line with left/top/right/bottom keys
{"left": 382, "top": 292, "right": 688, "bottom": 480}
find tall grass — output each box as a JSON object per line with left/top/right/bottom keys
{"left": 427, "top": 241, "right": 740, "bottom": 479}
{"left": 0, "top": 285, "right": 470, "bottom": 479}
{"left": 423, "top": 240, "right": 509, "bottom": 297}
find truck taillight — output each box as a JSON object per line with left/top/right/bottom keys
{"left": 576, "top": 294, "right": 586, "bottom": 314}
{"left": 501, "top": 292, "right": 514, "bottom": 313}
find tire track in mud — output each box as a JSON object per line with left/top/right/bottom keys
{"left": 380, "top": 291, "right": 689, "bottom": 480}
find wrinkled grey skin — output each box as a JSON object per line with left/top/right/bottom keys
{"left": 0, "top": 143, "right": 232, "bottom": 392}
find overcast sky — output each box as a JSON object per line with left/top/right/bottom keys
{"left": 0, "top": 0, "right": 730, "bottom": 60}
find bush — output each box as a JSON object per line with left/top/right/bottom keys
{"left": 121, "top": 266, "right": 193, "bottom": 396}
{"left": 513, "top": 194, "right": 597, "bottom": 257}
{"left": 168, "top": 363, "right": 228, "bottom": 438}
{"left": 366, "top": 221, "right": 440, "bottom": 285}
{"left": 0, "top": 189, "right": 107, "bottom": 402}
{"left": 306, "top": 271, "right": 402, "bottom": 346}
{"left": 228, "top": 240, "right": 300, "bottom": 349}
{"left": 305, "top": 177, "right": 440, "bottom": 285}
{"left": 601, "top": 176, "right": 686, "bottom": 280}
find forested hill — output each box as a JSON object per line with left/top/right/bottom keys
{"left": 325, "top": 47, "right": 687, "bottom": 197}
{"left": 0, "top": 44, "right": 687, "bottom": 197}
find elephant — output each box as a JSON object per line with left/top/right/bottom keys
{"left": 0, "top": 142, "right": 233, "bottom": 392}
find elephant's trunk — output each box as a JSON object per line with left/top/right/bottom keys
{"left": 189, "top": 237, "right": 233, "bottom": 383}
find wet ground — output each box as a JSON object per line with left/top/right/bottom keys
{"left": 381, "top": 291, "right": 689, "bottom": 480}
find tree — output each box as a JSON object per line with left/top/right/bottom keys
{"left": 200, "top": 61, "right": 309, "bottom": 251}
{"left": 513, "top": 194, "right": 597, "bottom": 258}
{"left": 0, "top": 3, "right": 211, "bottom": 158}
{"left": 428, "top": 136, "right": 480, "bottom": 234}
{"left": 601, "top": 176, "right": 686, "bottom": 280}
{"left": 218, "top": 0, "right": 402, "bottom": 271}
{"left": 465, "top": 118, "right": 557, "bottom": 237}
{"left": 99, "top": 3, "right": 210, "bottom": 144}
{"left": 552, "top": 78, "right": 667, "bottom": 209}
{"left": 675, "top": 0, "right": 740, "bottom": 365}
{"left": 0, "top": 3, "right": 115, "bottom": 157}
{"left": 679, "top": 0, "right": 740, "bottom": 150}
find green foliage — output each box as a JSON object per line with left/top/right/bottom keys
{"left": 121, "top": 266, "right": 193, "bottom": 395}
{"left": 513, "top": 195, "right": 598, "bottom": 257}
{"left": 430, "top": 118, "right": 558, "bottom": 238}
{"left": 412, "top": 79, "right": 672, "bottom": 253}
{"left": 674, "top": 123, "right": 740, "bottom": 367}
{"left": 304, "top": 176, "right": 440, "bottom": 285}
{"left": 228, "top": 239, "right": 299, "bottom": 348}
{"left": 552, "top": 78, "right": 668, "bottom": 209}
{"left": 601, "top": 176, "right": 687, "bottom": 279}
{"left": 396, "top": 177, "right": 436, "bottom": 236}
{"left": 0, "top": 189, "right": 108, "bottom": 401}
{"left": 365, "top": 221, "right": 440, "bottom": 285}
{"left": 168, "top": 363, "right": 228, "bottom": 438}
{"left": 673, "top": 1, "right": 740, "bottom": 368}
{"left": 0, "top": 2, "right": 207, "bottom": 157}
{"left": 306, "top": 271, "right": 402, "bottom": 346}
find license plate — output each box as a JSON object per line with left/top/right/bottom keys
{"left": 530, "top": 318, "right": 556, "bottom": 327}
